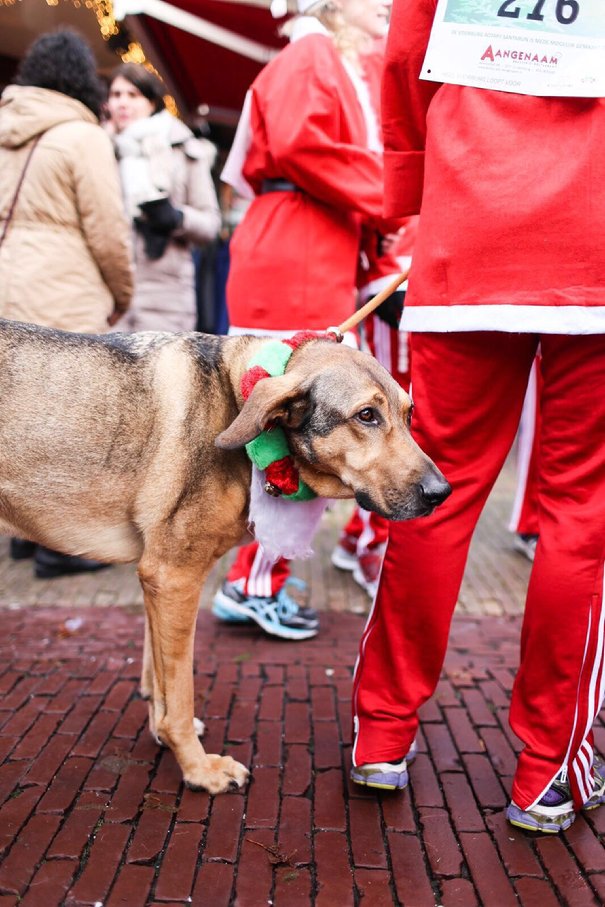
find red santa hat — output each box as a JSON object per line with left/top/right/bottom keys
{"left": 270, "top": 0, "right": 323, "bottom": 19}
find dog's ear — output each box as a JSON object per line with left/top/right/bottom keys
{"left": 215, "top": 372, "right": 309, "bottom": 450}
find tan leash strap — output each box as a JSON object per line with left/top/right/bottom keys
{"left": 335, "top": 269, "right": 410, "bottom": 336}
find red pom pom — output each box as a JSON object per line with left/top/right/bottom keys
{"left": 265, "top": 456, "right": 300, "bottom": 496}
{"left": 241, "top": 365, "right": 270, "bottom": 400}
{"left": 283, "top": 330, "right": 340, "bottom": 351}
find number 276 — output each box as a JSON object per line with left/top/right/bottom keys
{"left": 497, "top": 0, "right": 580, "bottom": 24}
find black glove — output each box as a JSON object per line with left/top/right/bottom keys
{"left": 134, "top": 219, "right": 170, "bottom": 260}
{"left": 138, "top": 197, "right": 184, "bottom": 234}
{"left": 374, "top": 289, "right": 405, "bottom": 330}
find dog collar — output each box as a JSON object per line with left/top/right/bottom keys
{"left": 242, "top": 331, "right": 339, "bottom": 500}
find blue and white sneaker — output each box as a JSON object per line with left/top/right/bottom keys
{"left": 212, "top": 578, "right": 319, "bottom": 641}
{"left": 507, "top": 762, "right": 605, "bottom": 834}
{"left": 350, "top": 739, "right": 418, "bottom": 791}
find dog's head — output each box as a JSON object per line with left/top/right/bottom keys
{"left": 216, "top": 340, "right": 451, "bottom": 520}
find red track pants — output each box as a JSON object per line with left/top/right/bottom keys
{"left": 352, "top": 331, "right": 605, "bottom": 810}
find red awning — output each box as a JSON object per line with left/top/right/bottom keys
{"left": 126, "top": 0, "right": 288, "bottom": 122}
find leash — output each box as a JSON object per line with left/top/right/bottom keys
{"left": 332, "top": 269, "right": 410, "bottom": 339}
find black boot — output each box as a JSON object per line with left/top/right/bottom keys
{"left": 34, "top": 546, "right": 110, "bottom": 579}
{"left": 10, "top": 538, "right": 37, "bottom": 560}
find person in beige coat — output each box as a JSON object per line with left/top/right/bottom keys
{"left": 0, "top": 29, "right": 134, "bottom": 578}
{"left": 107, "top": 64, "right": 221, "bottom": 333}
{"left": 0, "top": 34, "right": 133, "bottom": 333}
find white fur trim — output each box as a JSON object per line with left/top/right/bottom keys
{"left": 400, "top": 305, "right": 605, "bottom": 335}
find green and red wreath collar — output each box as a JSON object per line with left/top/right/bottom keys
{"left": 241, "top": 331, "right": 339, "bottom": 501}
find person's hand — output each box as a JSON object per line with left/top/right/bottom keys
{"left": 139, "top": 197, "right": 184, "bottom": 234}
{"left": 107, "top": 309, "right": 123, "bottom": 327}
{"left": 374, "top": 289, "right": 405, "bottom": 329}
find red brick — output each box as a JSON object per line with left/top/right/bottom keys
{"left": 485, "top": 812, "right": 543, "bottom": 877}
{"left": 103, "top": 680, "right": 136, "bottom": 712}
{"left": 37, "top": 756, "right": 92, "bottom": 813}
{"left": 355, "top": 868, "right": 394, "bottom": 907}
{"left": 238, "top": 677, "right": 262, "bottom": 700}
{"left": 0, "top": 671, "right": 20, "bottom": 696}
{"left": 274, "top": 866, "right": 312, "bottom": 906}
{"left": 149, "top": 748, "right": 181, "bottom": 794}
{"left": 311, "top": 686, "right": 336, "bottom": 721}
{"left": 198, "top": 719, "right": 226, "bottom": 760}
{"left": 314, "top": 768, "right": 347, "bottom": 831}
{"left": 155, "top": 822, "right": 204, "bottom": 901}
{"left": 460, "top": 832, "right": 518, "bottom": 907}
{"left": 86, "top": 671, "right": 116, "bottom": 696}
{"left": 71, "top": 710, "right": 119, "bottom": 757}
{"left": 279, "top": 796, "right": 311, "bottom": 865}
{"left": 233, "top": 829, "right": 274, "bottom": 907}
{"left": 106, "top": 763, "right": 150, "bottom": 822}
{"left": 67, "top": 823, "right": 130, "bottom": 904}
{"left": 23, "top": 733, "right": 78, "bottom": 787}
{"left": 0, "top": 786, "right": 43, "bottom": 856}
{"left": 228, "top": 700, "right": 256, "bottom": 741}
{"left": 178, "top": 786, "right": 210, "bottom": 823}
{"left": 126, "top": 794, "right": 175, "bottom": 862}
{"left": 0, "top": 813, "right": 61, "bottom": 894}
{"left": 588, "top": 874, "right": 605, "bottom": 904}
{"left": 47, "top": 790, "right": 106, "bottom": 859}
{"left": 106, "top": 864, "right": 154, "bottom": 907}
{"left": 112, "top": 698, "right": 148, "bottom": 739}
{"left": 11, "top": 713, "right": 61, "bottom": 760}
{"left": 410, "top": 753, "right": 445, "bottom": 807}
{"left": 191, "top": 861, "right": 234, "bottom": 907}
{"left": 444, "top": 707, "right": 482, "bottom": 753}
{"left": 47, "top": 680, "right": 86, "bottom": 714}
{"left": 441, "top": 773, "right": 485, "bottom": 833}
{"left": 514, "top": 877, "right": 565, "bottom": 907}
{"left": 254, "top": 721, "right": 282, "bottom": 767}
{"left": 0, "top": 763, "right": 26, "bottom": 807}
{"left": 0, "top": 737, "right": 16, "bottom": 764}
{"left": 440, "top": 877, "right": 480, "bottom": 906}
{"left": 565, "top": 814, "right": 605, "bottom": 873}
{"left": 462, "top": 753, "right": 507, "bottom": 808}
{"left": 204, "top": 683, "right": 235, "bottom": 718}
{"left": 19, "top": 859, "right": 77, "bottom": 907}
{"left": 388, "top": 831, "right": 436, "bottom": 907}
{"left": 380, "top": 786, "right": 416, "bottom": 833}
{"left": 283, "top": 744, "right": 311, "bottom": 796}
{"left": 419, "top": 806, "right": 464, "bottom": 877}
{"left": 246, "top": 766, "right": 279, "bottom": 828}
{"left": 284, "top": 702, "right": 311, "bottom": 744}
{"left": 349, "top": 797, "right": 387, "bottom": 869}
{"left": 59, "top": 694, "right": 103, "bottom": 735}
{"left": 0, "top": 698, "right": 44, "bottom": 738}
{"left": 460, "top": 688, "right": 498, "bottom": 727}
{"left": 536, "top": 834, "right": 600, "bottom": 907}
{"left": 204, "top": 794, "right": 244, "bottom": 862}
{"left": 313, "top": 720, "right": 341, "bottom": 770}
{"left": 424, "top": 724, "right": 462, "bottom": 772}
{"left": 480, "top": 726, "right": 517, "bottom": 777}
{"left": 315, "top": 830, "right": 354, "bottom": 907}
{"left": 418, "top": 697, "right": 441, "bottom": 722}
{"left": 1, "top": 676, "right": 38, "bottom": 710}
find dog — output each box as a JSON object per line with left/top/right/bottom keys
{"left": 0, "top": 319, "right": 450, "bottom": 794}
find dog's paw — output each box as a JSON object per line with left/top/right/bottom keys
{"left": 185, "top": 754, "right": 249, "bottom": 795}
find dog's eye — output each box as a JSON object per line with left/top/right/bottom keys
{"left": 406, "top": 404, "right": 414, "bottom": 428}
{"left": 357, "top": 407, "right": 378, "bottom": 424}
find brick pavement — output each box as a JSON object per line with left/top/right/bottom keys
{"left": 0, "top": 464, "right": 604, "bottom": 906}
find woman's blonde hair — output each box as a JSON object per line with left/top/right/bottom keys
{"left": 281, "top": 1, "right": 365, "bottom": 64}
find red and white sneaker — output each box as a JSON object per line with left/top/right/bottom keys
{"left": 331, "top": 533, "right": 359, "bottom": 571}
{"left": 352, "top": 545, "right": 386, "bottom": 600}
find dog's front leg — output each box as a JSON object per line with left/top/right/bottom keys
{"left": 142, "top": 614, "right": 205, "bottom": 741}
{"left": 138, "top": 559, "right": 249, "bottom": 795}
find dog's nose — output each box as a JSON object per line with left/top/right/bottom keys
{"left": 419, "top": 472, "right": 451, "bottom": 508}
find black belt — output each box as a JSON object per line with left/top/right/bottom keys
{"left": 260, "top": 178, "right": 299, "bottom": 194}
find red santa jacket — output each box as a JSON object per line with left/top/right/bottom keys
{"left": 227, "top": 33, "right": 388, "bottom": 333}
{"left": 383, "top": 0, "right": 605, "bottom": 334}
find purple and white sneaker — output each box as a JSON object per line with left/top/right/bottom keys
{"left": 350, "top": 739, "right": 418, "bottom": 791}
{"left": 507, "top": 762, "right": 605, "bottom": 834}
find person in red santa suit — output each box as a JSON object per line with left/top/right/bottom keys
{"left": 351, "top": 0, "right": 605, "bottom": 835}
{"left": 212, "top": 0, "right": 398, "bottom": 640}
{"left": 509, "top": 355, "right": 541, "bottom": 562}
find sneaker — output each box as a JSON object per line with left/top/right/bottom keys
{"left": 350, "top": 738, "right": 418, "bottom": 791}
{"left": 513, "top": 533, "right": 538, "bottom": 563}
{"left": 507, "top": 763, "right": 605, "bottom": 834}
{"left": 352, "top": 545, "right": 386, "bottom": 599}
{"left": 34, "top": 547, "right": 110, "bottom": 579}
{"left": 212, "top": 579, "right": 319, "bottom": 641}
{"left": 212, "top": 577, "right": 309, "bottom": 624}
{"left": 331, "top": 534, "right": 359, "bottom": 571}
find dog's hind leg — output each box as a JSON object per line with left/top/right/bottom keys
{"left": 138, "top": 557, "right": 249, "bottom": 795}
{"left": 142, "top": 613, "right": 205, "bottom": 742}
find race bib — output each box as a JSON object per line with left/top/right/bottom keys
{"left": 421, "top": 0, "right": 605, "bottom": 96}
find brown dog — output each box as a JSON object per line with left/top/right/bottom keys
{"left": 0, "top": 319, "right": 450, "bottom": 794}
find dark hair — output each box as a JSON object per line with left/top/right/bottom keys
{"left": 109, "top": 63, "right": 166, "bottom": 114}
{"left": 15, "top": 29, "right": 105, "bottom": 119}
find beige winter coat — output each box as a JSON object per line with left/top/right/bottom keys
{"left": 112, "top": 112, "right": 221, "bottom": 333}
{"left": 0, "top": 85, "right": 133, "bottom": 333}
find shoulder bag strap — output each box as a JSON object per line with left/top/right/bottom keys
{"left": 0, "top": 135, "right": 42, "bottom": 249}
